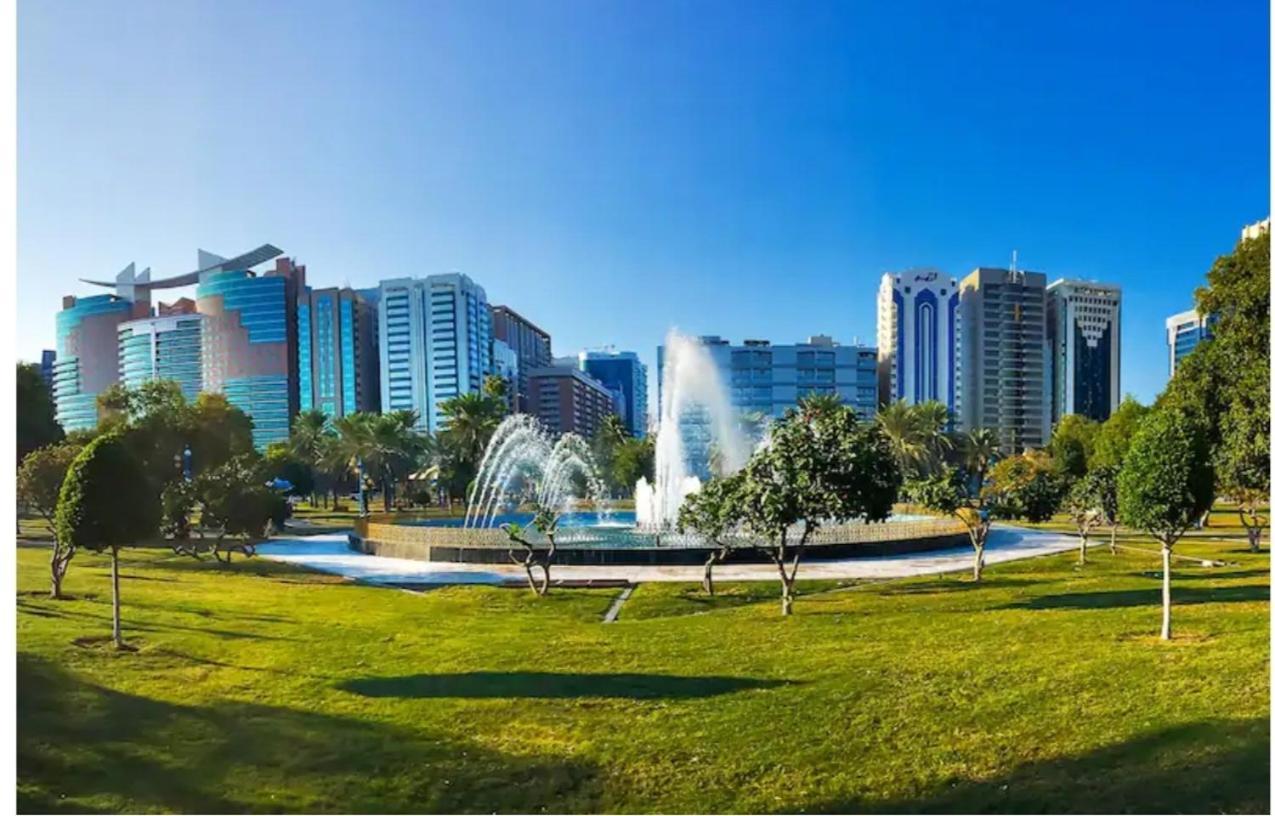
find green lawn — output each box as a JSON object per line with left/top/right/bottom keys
{"left": 16, "top": 528, "right": 1270, "bottom": 813}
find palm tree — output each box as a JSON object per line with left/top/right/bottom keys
{"left": 876, "top": 401, "right": 926, "bottom": 476}
{"left": 290, "top": 409, "right": 332, "bottom": 506}
{"left": 797, "top": 391, "right": 843, "bottom": 417}
{"left": 438, "top": 392, "right": 506, "bottom": 506}
{"left": 962, "top": 427, "right": 1000, "bottom": 495}
{"left": 913, "top": 401, "right": 955, "bottom": 474}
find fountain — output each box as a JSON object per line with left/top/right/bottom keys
{"left": 463, "top": 416, "right": 610, "bottom": 529}
{"left": 635, "top": 329, "right": 750, "bottom": 528}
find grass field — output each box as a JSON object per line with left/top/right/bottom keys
{"left": 16, "top": 520, "right": 1271, "bottom": 813}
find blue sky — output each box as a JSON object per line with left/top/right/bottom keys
{"left": 17, "top": 0, "right": 1269, "bottom": 406}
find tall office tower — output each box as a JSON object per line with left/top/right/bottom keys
{"left": 39, "top": 350, "right": 56, "bottom": 390}
{"left": 958, "top": 267, "right": 1049, "bottom": 453}
{"left": 578, "top": 348, "right": 648, "bottom": 437}
{"left": 490, "top": 305, "right": 552, "bottom": 412}
{"left": 490, "top": 338, "right": 520, "bottom": 409}
{"left": 527, "top": 364, "right": 618, "bottom": 438}
{"left": 118, "top": 300, "right": 204, "bottom": 401}
{"left": 656, "top": 334, "right": 878, "bottom": 478}
{"left": 1046, "top": 280, "right": 1121, "bottom": 423}
{"left": 197, "top": 251, "right": 302, "bottom": 448}
{"left": 54, "top": 264, "right": 152, "bottom": 432}
{"left": 378, "top": 274, "right": 492, "bottom": 432}
{"left": 298, "top": 286, "right": 380, "bottom": 418}
{"left": 875, "top": 269, "right": 961, "bottom": 415}
{"left": 1166, "top": 309, "right": 1218, "bottom": 377}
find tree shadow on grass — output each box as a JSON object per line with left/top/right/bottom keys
{"left": 795, "top": 718, "right": 1269, "bottom": 814}
{"left": 1147, "top": 568, "right": 1270, "bottom": 582}
{"left": 17, "top": 655, "right": 602, "bottom": 814}
{"left": 337, "top": 671, "right": 792, "bottom": 700}
{"left": 1000, "top": 584, "right": 1268, "bottom": 611}
{"left": 16, "top": 599, "right": 300, "bottom": 643}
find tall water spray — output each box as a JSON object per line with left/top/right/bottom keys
{"left": 635, "top": 329, "right": 750, "bottom": 528}
{"left": 464, "top": 415, "right": 610, "bottom": 529}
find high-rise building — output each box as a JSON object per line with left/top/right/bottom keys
{"left": 39, "top": 350, "right": 55, "bottom": 390}
{"left": 298, "top": 286, "right": 380, "bottom": 418}
{"left": 1166, "top": 309, "right": 1218, "bottom": 377}
{"left": 578, "top": 348, "right": 648, "bottom": 437}
{"left": 528, "top": 365, "right": 618, "bottom": 438}
{"left": 1046, "top": 280, "right": 1121, "bottom": 423}
{"left": 378, "top": 274, "right": 492, "bottom": 432}
{"left": 656, "top": 334, "right": 878, "bottom": 478}
{"left": 491, "top": 305, "right": 552, "bottom": 413}
{"left": 54, "top": 263, "right": 151, "bottom": 432}
{"left": 118, "top": 301, "right": 204, "bottom": 401}
{"left": 490, "top": 338, "right": 519, "bottom": 410}
{"left": 196, "top": 252, "right": 302, "bottom": 448}
{"left": 958, "top": 267, "right": 1049, "bottom": 453}
{"left": 875, "top": 269, "right": 961, "bottom": 415}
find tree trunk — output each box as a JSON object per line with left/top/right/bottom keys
{"left": 110, "top": 547, "right": 124, "bottom": 650}
{"left": 1110, "top": 524, "right": 1117, "bottom": 554}
{"left": 703, "top": 551, "right": 718, "bottom": 596}
{"left": 1249, "top": 526, "right": 1262, "bottom": 553}
{"left": 1160, "top": 544, "right": 1172, "bottom": 641}
{"left": 538, "top": 563, "right": 551, "bottom": 596}
{"left": 780, "top": 572, "right": 794, "bottom": 616}
{"left": 1078, "top": 532, "right": 1088, "bottom": 566}
{"left": 49, "top": 541, "right": 63, "bottom": 600}
{"left": 972, "top": 543, "right": 984, "bottom": 582}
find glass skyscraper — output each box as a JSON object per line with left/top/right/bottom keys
{"left": 298, "top": 286, "right": 379, "bottom": 418}
{"left": 1047, "top": 279, "right": 1121, "bottom": 423}
{"left": 378, "top": 274, "right": 492, "bottom": 432}
{"left": 1166, "top": 309, "right": 1218, "bottom": 377}
{"left": 579, "top": 348, "right": 648, "bottom": 437}
{"left": 117, "top": 310, "right": 205, "bottom": 401}
{"left": 197, "top": 255, "right": 302, "bottom": 448}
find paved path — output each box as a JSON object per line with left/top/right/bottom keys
{"left": 257, "top": 526, "right": 1083, "bottom": 587}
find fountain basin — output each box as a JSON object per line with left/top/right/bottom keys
{"left": 349, "top": 515, "right": 970, "bottom": 566}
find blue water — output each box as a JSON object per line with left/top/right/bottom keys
{"left": 407, "top": 511, "right": 637, "bottom": 529}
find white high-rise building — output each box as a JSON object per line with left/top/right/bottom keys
{"left": 875, "top": 269, "right": 961, "bottom": 415}
{"left": 1046, "top": 280, "right": 1122, "bottom": 423}
{"left": 378, "top": 274, "right": 492, "bottom": 432}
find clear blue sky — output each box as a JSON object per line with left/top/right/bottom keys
{"left": 17, "top": 0, "right": 1269, "bottom": 406}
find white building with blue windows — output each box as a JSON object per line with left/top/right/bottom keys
{"left": 377, "top": 273, "right": 492, "bottom": 432}
{"left": 875, "top": 269, "right": 961, "bottom": 415}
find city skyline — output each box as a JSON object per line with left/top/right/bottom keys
{"left": 17, "top": 0, "right": 1270, "bottom": 408}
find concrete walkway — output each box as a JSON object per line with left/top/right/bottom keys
{"left": 256, "top": 526, "right": 1083, "bottom": 587}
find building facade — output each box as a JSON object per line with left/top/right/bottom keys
{"left": 1046, "top": 279, "right": 1121, "bottom": 423}
{"left": 118, "top": 306, "right": 205, "bottom": 401}
{"left": 54, "top": 263, "right": 152, "bottom": 432}
{"left": 1241, "top": 217, "right": 1270, "bottom": 241}
{"left": 39, "top": 350, "right": 56, "bottom": 391}
{"left": 378, "top": 274, "right": 492, "bottom": 432}
{"left": 1166, "top": 309, "right": 1218, "bottom": 377}
{"left": 490, "top": 305, "right": 552, "bottom": 413}
{"left": 578, "top": 348, "right": 648, "bottom": 437}
{"left": 491, "top": 338, "right": 519, "bottom": 410}
{"left": 527, "top": 365, "right": 618, "bottom": 438}
{"left": 298, "top": 286, "right": 380, "bottom": 418}
{"left": 958, "top": 267, "right": 1049, "bottom": 453}
{"left": 196, "top": 254, "right": 303, "bottom": 448}
{"left": 875, "top": 269, "right": 960, "bottom": 415}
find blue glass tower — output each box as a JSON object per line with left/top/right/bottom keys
{"left": 579, "top": 349, "right": 648, "bottom": 437}
{"left": 298, "top": 286, "right": 379, "bottom": 418}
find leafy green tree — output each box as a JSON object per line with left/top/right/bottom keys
{"left": 736, "top": 401, "right": 900, "bottom": 615}
{"left": 187, "top": 392, "right": 256, "bottom": 475}
{"left": 986, "top": 451, "right": 1066, "bottom": 524}
{"left": 960, "top": 427, "right": 1000, "bottom": 494}
{"left": 677, "top": 472, "right": 745, "bottom": 595}
{"left": 160, "top": 479, "right": 198, "bottom": 550}
{"left": 55, "top": 433, "right": 159, "bottom": 649}
{"left": 876, "top": 401, "right": 926, "bottom": 477}
{"left": 1065, "top": 471, "right": 1107, "bottom": 565}
{"left": 1089, "top": 397, "right": 1150, "bottom": 471}
{"left": 17, "top": 362, "right": 63, "bottom": 464}
{"left": 1216, "top": 415, "right": 1269, "bottom": 552}
{"left": 590, "top": 413, "right": 630, "bottom": 495}
{"left": 611, "top": 434, "right": 655, "bottom": 495}
{"left": 500, "top": 503, "right": 561, "bottom": 596}
{"left": 195, "top": 456, "right": 288, "bottom": 562}
{"left": 263, "top": 443, "right": 316, "bottom": 498}
{"left": 438, "top": 392, "right": 505, "bottom": 507}
{"left": 1048, "top": 414, "right": 1099, "bottom": 481}
{"left": 17, "top": 440, "right": 82, "bottom": 597}
{"left": 1084, "top": 464, "right": 1121, "bottom": 554}
{"left": 334, "top": 411, "right": 428, "bottom": 513}
{"left": 1118, "top": 409, "right": 1215, "bottom": 640}
{"left": 906, "top": 466, "right": 993, "bottom": 581}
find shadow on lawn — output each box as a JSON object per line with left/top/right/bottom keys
{"left": 338, "top": 671, "right": 790, "bottom": 700}
{"left": 17, "top": 655, "right": 602, "bottom": 814}
{"left": 1001, "top": 584, "right": 1269, "bottom": 611}
{"left": 797, "top": 718, "right": 1269, "bottom": 814}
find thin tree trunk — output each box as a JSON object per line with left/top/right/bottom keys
{"left": 110, "top": 547, "right": 123, "bottom": 650}
{"left": 972, "top": 543, "right": 984, "bottom": 582}
{"left": 1160, "top": 544, "right": 1172, "bottom": 641}
{"left": 49, "top": 540, "right": 63, "bottom": 600}
{"left": 538, "top": 563, "right": 550, "bottom": 596}
{"left": 1110, "top": 524, "right": 1117, "bottom": 554}
{"left": 703, "top": 550, "right": 719, "bottom": 596}
{"left": 1079, "top": 532, "right": 1088, "bottom": 566}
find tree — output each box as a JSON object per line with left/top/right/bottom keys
{"left": 876, "top": 401, "right": 926, "bottom": 477}
{"left": 500, "top": 504, "right": 560, "bottom": 596}
{"left": 677, "top": 472, "right": 745, "bottom": 595}
{"left": 1048, "top": 414, "right": 1099, "bottom": 481}
{"left": 960, "top": 428, "right": 1000, "bottom": 495}
{"left": 263, "top": 443, "right": 316, "bottom": 498}
{"left": 590, "top": 414, "right": 630, "bottom": 496}
{"left": 1216, "top": 409, "right": 1268, "bottom": 553}
{"left": 906, "top": 467, "right": 993, "bottom": 582}
{"left": 290, "top": 409, "right": 334, "bottom": 505}
{"left": 334, "top": 411, "right": 427, "bottom": 513}
{"left": 611, "top": 434, "right": 655, "bottom": 496}
{"left": 17, "top": 441, "right": 81, "bottom": 598}
{"left": 54, "top": 433, "right": 159, "bottom": 649}
{"left": 1118, "top": 410, "right": 1215, "bottom": 640}
{"left": 17, "top": 362, "right": 63, "bottom": 464}
{"left": 160, "top": 478, "right": 198, "bottom": 554}
{"left": 1089, "top": 397, "right": 1149, "bottom": 471}
{"left": 985, "top": 451, "right": 1066, "bottom": 524}
{"left": 736, "top": 401, "right": 900, "bottom": 615}
{"left": 1065, "top": 471, "right": 1106, "bottom": 565}
{"left": 194, "top": 456, "right": 289, "bottom": 562}
{"left": 1085, "top": 464, "right": 1121, "bottom": 554}
{"left": 438, "top": 392, "right": 505, "bottom": 507}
